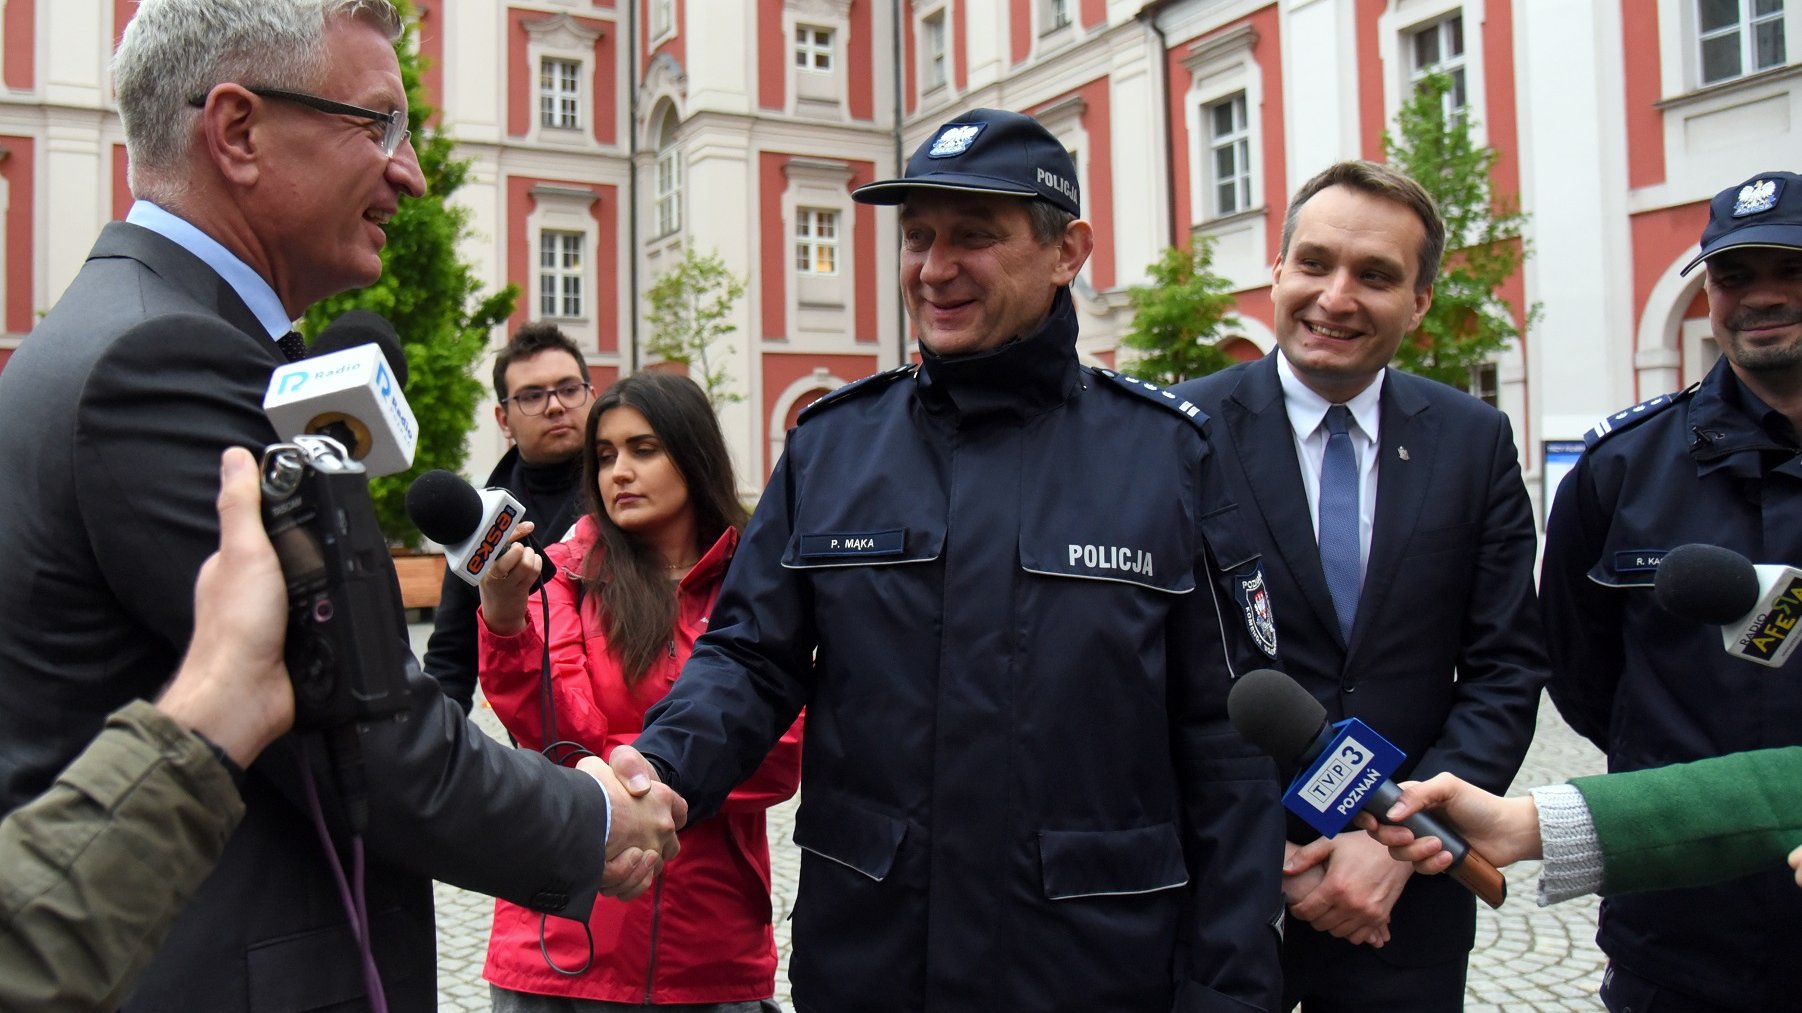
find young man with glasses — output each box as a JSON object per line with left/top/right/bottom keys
{"left": 425, "top": 323, "right": 594, "bottom": 712}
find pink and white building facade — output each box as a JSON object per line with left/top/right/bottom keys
{"left": 0, "top": 1, "right": 1796, "bottom": 511}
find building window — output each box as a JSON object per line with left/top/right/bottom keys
{"left": 651, "top": 0, "right": 674, "bottom": 39}
{"left": 539, "top": 231, "right": 584, "bottom": 318}
{"left": 1409, "top": 14, "right": 1468, "bottom": 112}
{"left": 923, "top": 11, "right": 948, "bottom": 91}
{"left": 654, "top": 108, "right": 682, "bottom": 237}
{"left": 1043, "top": 0, "right": 1072, "bottom": 32}
{"left": 795, "top": 208, "right": 839, "bottom": 275}
{"left": 1206, "top": 93, "right": 1251, "bottom": 218}
{"left": 1699, "top": 0, "right": 1786, "bottom": 85}
{"left": 795, "top": 26, "right": 833, "bottom": 71}
{"left": 539, "top": 58, "right": 580, "bottom": 130}
{"left": 1468, "top": 361, "right": 1498, "bottom": 407}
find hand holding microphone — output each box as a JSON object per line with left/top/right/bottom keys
{"left": 1350, "top": 773, "right": 1544, "bottom": 875}
{"left": 1227, "top": 668, "right": 1508, "bottom": 909}
{"left": 404, "top": 469, "right": 559, "bottom": 634}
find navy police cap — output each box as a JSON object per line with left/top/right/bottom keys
{"left": 1681, "top": 170, "right": 1802, "bottom": 275}
{"left": 852, "top": 108, "right": 1080, "bottom": 217}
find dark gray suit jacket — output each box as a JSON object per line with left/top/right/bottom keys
{"left": 1174, "top": 354, "right": 1547, "bottom": 966}
{"left": 0, "top": 222, "right": 608, "bottom": 1010}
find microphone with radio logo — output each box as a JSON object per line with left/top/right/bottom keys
{"left": 264, "top": 309, "right": 418, "bottom": 477}
{"left": 1653, "top": 543, "right": 1802, "bottom": 668}
{"left": 1227, "top": 667, "right": 1507, "bottom": 908}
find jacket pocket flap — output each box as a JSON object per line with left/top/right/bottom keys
{"left": 793, "top": 793, "right": 907, "bottom": 881}
{"left": 1039, "top": 823, "right": 1188, "bottom": 900}
{"left": 1197, "top": 503, "right": 1261, "bottom": 573}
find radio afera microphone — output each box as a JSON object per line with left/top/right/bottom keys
{"left": 1654, "top": 543, "right": 1802, "bottom": 668}
{"left": 1227, "top": 667, "right": 1507, "bottom": 909}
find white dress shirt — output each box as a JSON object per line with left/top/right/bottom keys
{"left": 1276, "top": 350, "right": 1382, "bottom": 587}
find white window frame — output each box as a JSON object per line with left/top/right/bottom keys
{"left": 522, "top": 14, "right": 600, "bottom": 145}
{"left": 795, "top": 207, "right": 840, "bottom": 276}
{"left": 1205, "top": 92, "right": 1252, "bottom": 219}
{"left": 1042, "top": 0, "right": 1072, "bottom": 34}
{"left": 795, "top": 25, "right": 834, "bottom": 72}
{"left": 781, "top": 158, "right": 856, "bottom": 342}
{"left": 650, "top": 0, "right": 675, "bottom": 43}
{"left": 1407, "top": 12, "right": 1469, "bottom": 115}
{"left": 1697, "top": 0, "right": 1787, "bottom": 85}
{"left": 921, "top": 8, "right": 949, "bottom": 93}
{"left": 538, "top": 229, "right": 586, "bottom": 319}
{"left": 653, "top": 106, "right": 682, "bottom": 238}
{"left": 539, "top": 57, "right": 581, "bottom": 130}
{"left": 1380, "top": 1, "right": 1489, "bottom": 149}
{"left": 1181, "top": 23, "right": 1268, "bottom": 291}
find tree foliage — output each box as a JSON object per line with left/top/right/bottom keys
{"left": 1118, "top": 237, "right": 1241, "bottom": 385}
{"left": 299, "top": 0, "right": 515, "bottom": 548}
{"left": 644, "top": 243, "right": 748, "bottom": 409}
{"left": 1382, "top": 71, "right": 1539, "bottom": 390}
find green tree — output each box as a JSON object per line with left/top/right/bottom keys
{"left": 1118, "top": 237, "right": 1241, "bottom": 385}
{"left": 300, "top": 0, "right": 515, "bottom": 547}
{"left": 1382, "top": 70, "right": 1539, "bottom": 391}
{"left": 644, "top": 243, "right": 748, "bottom": 409}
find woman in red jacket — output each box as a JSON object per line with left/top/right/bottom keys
{"left": 476, "top": 372, "right": 801, "bottom": 1011}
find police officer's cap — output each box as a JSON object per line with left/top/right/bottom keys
{"left": 851, "top": 108, "right": 1080, "bottom": 217}
{"left": 1681, "top": 170, "right": 1802, "bottom": 275}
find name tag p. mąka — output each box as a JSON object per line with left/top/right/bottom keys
{"left": 799, "top": 529, "right": 906, "bottom": 559}
{"left": 1284, "top": 718, "right": 1408, "bottom": 838}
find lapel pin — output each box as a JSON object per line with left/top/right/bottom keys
{"left": 1397, "top": 446, "right": 1410, "bottom": 461}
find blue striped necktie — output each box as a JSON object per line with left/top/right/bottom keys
{"left": 1318, "top": 404, "right": 1360, "bottom": 643}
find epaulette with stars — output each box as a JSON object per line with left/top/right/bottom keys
{"left": 1089, "top": 368, "right": 1211, "bottom": 434}
{"left": 796, "top": 363, "right": 918, "bottom": 424}
{"left": 1584, "top": 383, "right": 1698, "bottom": 447}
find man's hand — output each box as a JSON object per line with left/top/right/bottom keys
{"left": 156, "top": 447, "right": 294, "bottom": 768}
{"left": 577, "top": 749, "right": 688, "bottom": 901}
{"left": 1283, "top": 831, "right": 1412, "bottom": 947}
{"left": 1790, "top": 842, "right": 1802, "bottom": 889}
{"left": 1351, "top": 772, "right": 1541, "bottom": 872}
{"left": 476, "top": 522, "right": 542, "bottom": 637}
{"left": 1282, "top": 839, "right": 1326, "bottom": 907}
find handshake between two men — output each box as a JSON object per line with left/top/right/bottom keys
{"left": 583, "top": 746, "right": 687, "bottom": 900}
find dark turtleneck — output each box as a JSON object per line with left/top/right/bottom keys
{"left": 511, "top": 450, "right": 585, "bottom": 537}
{"left": 915, "top": 287, "right": 1082, "bottom": 422}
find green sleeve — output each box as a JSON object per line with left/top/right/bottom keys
{"left": 1571, "top": 746, "right": 1802, "bottom": 896}
{"left": 0, "top": 699, "right": 245, "bottom": 1011}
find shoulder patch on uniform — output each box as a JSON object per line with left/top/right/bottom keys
{"left": 1090, "top": 368, "right": 1210, "bottom": 433}
{"left": 1583, "top": 383, "right": 1698, "bottom": 447}
{"left": 796, "top": 364, "right": 918, "bottom": 424}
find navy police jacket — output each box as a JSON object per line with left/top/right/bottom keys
{"left": 1542, "top": 356, "right": 1802, "bottom": 1009}
{"left": 635, "top": 291, "right": 1284, "bottom": 1013}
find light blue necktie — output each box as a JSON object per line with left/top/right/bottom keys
{"left": 1319, "top": 404, "right": 1360, "bottom": 643}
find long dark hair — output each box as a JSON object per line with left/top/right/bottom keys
{"left": 580, "top": 373, "right": 747, "bottom": 685}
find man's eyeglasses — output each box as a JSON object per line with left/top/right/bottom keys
{"left": 187, "top": 86, "right": 411, "bottom": 157}
{"left": 503, "top": 381, "right": 592, "bottom": 416}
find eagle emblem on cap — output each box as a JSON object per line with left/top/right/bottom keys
{"left": 1734, "top": 179, "right": 1779, "bottom": 217}
{"left": 928, "top": 124, "right": 982, "bottom": 158}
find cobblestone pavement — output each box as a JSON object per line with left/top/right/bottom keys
{"left": 417, "top": 621, "right": 1608, "bottom": 1010}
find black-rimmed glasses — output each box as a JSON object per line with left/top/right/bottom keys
{"left": 503, "top": 381, "right": 592, "bottom": 416}
{"left": 187, "top": 86, "right": 411, "bottom": 157}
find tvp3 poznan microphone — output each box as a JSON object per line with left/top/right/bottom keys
{"left": 1654, "top": 543, "right": 1802, "bottom": 668}
{"left": 263, "top": 310, "right": 418, "bottom": 477}
{"left": 1227, "top": 668, "right": 1507, "bottom": 908}
{"left": 404, "top": 469, "right": 557, "bottom": 589}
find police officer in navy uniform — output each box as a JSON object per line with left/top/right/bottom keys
{"left": 614, "top": 108, "right": 1285, "bottom": 1012}
{"left": 1543, "top": 171, "right": 1802, "bottom": 1012}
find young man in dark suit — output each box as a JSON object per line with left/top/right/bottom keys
{"left": 1173, "top": 160, "right": 1548, "bottom": 1011}
{"left": 0, "top": 2, "right": 679, "bottom": 1008}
